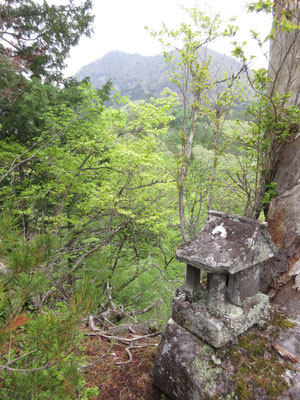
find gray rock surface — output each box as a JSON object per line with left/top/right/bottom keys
{"left": 152, "top": 320, "right": 229, "bottom": 399}
{"left": 172, "top": 287, "right": 269, "bottom": 348}
{"left": 152, "top": 303, "right": 299, "bottom": 399}
{"left": 272, "top": 281, "right": 300, "bottom": 399}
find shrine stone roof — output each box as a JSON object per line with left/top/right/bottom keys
{"left": 175, "top": 210, "right": 276, "bottom": 274}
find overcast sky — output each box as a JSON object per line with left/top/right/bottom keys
{"left": 59, "top": 0, "right": 272, "bottom": 77}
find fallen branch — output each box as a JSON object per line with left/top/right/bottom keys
{"left": 94, "top": 300, "right": 158, "bottom": 329}
{"left": 88, "top": 315, "right": 100, "bottom": 332}
{"left": 81, "top": 341, "right": 114, "bottom": 369}
{"left": 131, "top": 301, "right": 159, "bottom": 316}
{"left": 82, "top": 331, "right": 161, "bottom": 344}
{"left": 130, "top": 343, "right": 158, "bottom": 349}
{"left": 115, "top": 343, "right": 158, "bottom": 366}
{"left": 116, "top": 345, "right": 133, "bottom": 365}
{"left": 272, "top": 343, "right": 299, "bottom": 363}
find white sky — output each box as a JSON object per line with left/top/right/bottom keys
{"left": 58, "top": 0, "right": 273, "bottom": 77}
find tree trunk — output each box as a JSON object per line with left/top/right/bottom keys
{"left": 178, "top": 108, "right": 198, "bottom": 242}
{"left": 265, "top": 0, "right": 300, "bottom": 289}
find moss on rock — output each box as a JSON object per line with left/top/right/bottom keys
{"left": 227, "top": 327, "right": 292, "bottom": 399}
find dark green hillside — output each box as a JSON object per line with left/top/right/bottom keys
{"left": 75, "top": 50, "right": 245, "bottom": 101}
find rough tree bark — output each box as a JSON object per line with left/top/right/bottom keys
{"left": 265, "top": 0, "right": 300, "bottom": 290}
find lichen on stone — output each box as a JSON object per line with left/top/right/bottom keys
{"left": 193, "top": 356, "right": 222, "bottom": 395}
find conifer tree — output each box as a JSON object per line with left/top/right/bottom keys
{"left": 0, "top": 0, "right": 94, "bottom": 105}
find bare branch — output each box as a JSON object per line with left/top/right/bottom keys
{"left": 120, "top": 179, "right": 174, "bottom": 191}
{"left": 0, "top": 114, "right": 80, "bottom": 184}
{"left": 82, "top": 331, "right": 161, "bottom": 343}
{"left": 0, "top": 349, "right": 38, "bottom": 371}
{"left": 0, "top": 349, "right": 73, "bottom": 373}
{"left": 116, "top": 345, "right": 133, "bottom": 365}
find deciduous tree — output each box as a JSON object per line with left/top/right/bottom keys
{"left": 148, "top": 7, "right": 243, "bottom": 240}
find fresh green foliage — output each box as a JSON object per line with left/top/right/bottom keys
{"left": 248, "top": 0, "right": 300, "bottom": 32}
{"left": 147, "top": 5, "right": 247, "bottom": 239}
{"left": 1, "top": 1, "right": 298, "bottom": 397}
{"left": 248, "top": 0, "right": 275, "bottom": 14}
{"left": 0, "top": 74, "right": 112, "bottom": 145}
{"left": 0, "top": 83, "right": 183, "bottom": 320}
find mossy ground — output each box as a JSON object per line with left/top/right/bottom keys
{"left": 217, "top": 309, "right": 297, "bottom": 400}
{"left": 81, "top": 309, "right": 296, "bottom": 399}
{"left": 269, "top": 310, "right": 296, "bottom": 329}
{"left": 82, "top": 332, "right": 171, "bottom": 400}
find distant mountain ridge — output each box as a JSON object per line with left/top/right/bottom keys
{"left": 75, "top": 50, "right": 244, "bottom": 102}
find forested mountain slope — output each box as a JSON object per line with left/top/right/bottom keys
{"left": 75, "top": 50, "right": 244, "bottom": 101}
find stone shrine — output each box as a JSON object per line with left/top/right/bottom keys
{"left": 152, "top": 211, "right": 276, "bottom": 399}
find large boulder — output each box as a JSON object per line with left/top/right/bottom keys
{"left": 152, "top": 320, "right": 230, "bottom": 399}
